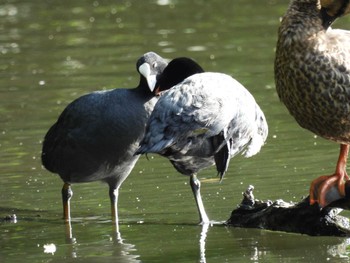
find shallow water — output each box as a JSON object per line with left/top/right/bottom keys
{"left": 1, "top": 0, "right": 350, "bottom": 262}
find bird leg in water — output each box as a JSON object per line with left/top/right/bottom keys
{"left": 109, "top": 186, "right": 119, "bottom": 224}
{"left": 62, "top": 182, "right": 73, "bottom": 222}
{"left": 310, "top": 144, "right": 350, "bottom": 207}
{"left": 109, "top": 186, "right": 122, "bottom": 240}
{"left": 190, "top": 174, "right": 210, "bottom": 224}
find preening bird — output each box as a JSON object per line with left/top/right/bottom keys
{"left": 41, "top": 52, "right": 168, "bottom": 223}
{"left": 275, "top": 0, "right": 350, "bottom": 207}
{"left": 136, "top": 57, "right": 268, "bottom": 224}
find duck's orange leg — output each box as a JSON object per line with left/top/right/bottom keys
{"left": 309, "top": 144, "right": 350, "bottom": 207}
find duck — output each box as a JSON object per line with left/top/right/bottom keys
{"left": 41, "top": 52, "right": 168, "bottom": 224}
{"left": 274, "top": 0, "right": 350, "bottom": 207}
{"left": 136, "top": 57, "right": 268, "bottom": 224}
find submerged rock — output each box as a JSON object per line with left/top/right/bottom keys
{"left": 226, "top": 185, "right": 350, "bottom": 236}
{"left": 2, "top": 214, "right": 17, "bottom": 223}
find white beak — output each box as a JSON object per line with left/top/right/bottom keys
{"left": 139, "top": 63, "right": 157, "bottom": 92}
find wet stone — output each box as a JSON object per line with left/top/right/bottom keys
{"left": 2, "top": 214, "right": 17, "bottom": 223}
{"left": 226, "top": 185, "right": 350, "bottom": 236}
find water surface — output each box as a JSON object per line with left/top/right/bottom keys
{"left": 1, "top": 0, "right": 350, "bottom": 262}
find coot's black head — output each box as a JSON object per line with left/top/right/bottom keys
{"left": 137, "top": 52, "right": 168, "bottom": 93}
{"left": 155, "top": 57, "right": 204, "bottom": 94}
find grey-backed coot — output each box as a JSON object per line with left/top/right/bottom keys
{"left": 136, "top": 58, "right": 268, "bottom": 223}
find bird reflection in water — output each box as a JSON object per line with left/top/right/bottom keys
{"left": 62, "top": 219, "right": 141, "bottom": 262}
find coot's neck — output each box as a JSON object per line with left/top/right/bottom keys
{"left": 136, "top": 75, "right": 154, "bottom": 96}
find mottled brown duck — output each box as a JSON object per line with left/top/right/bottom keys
{"left": 275, "top": 0, "right": 350, "bottom": 207}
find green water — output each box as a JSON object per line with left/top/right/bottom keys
{"left": 1, "top": 0, "right": 350, "bottom": 262}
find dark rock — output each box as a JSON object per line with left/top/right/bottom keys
{"left": 2, "top": 214, "right": 17, "bottom": 223}
{"left": 226, "top": 185, "right": 350, "bottom": 236}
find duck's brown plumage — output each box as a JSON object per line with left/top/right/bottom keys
{"left": 275, "top": 0, "right": 350, "bottom": 144}
{"left": 274, "top": 0, "right": 350, "bottom": 207}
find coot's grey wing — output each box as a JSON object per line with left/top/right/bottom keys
{"left": 137, "top": 73, "right": 242, "bottom": 155}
